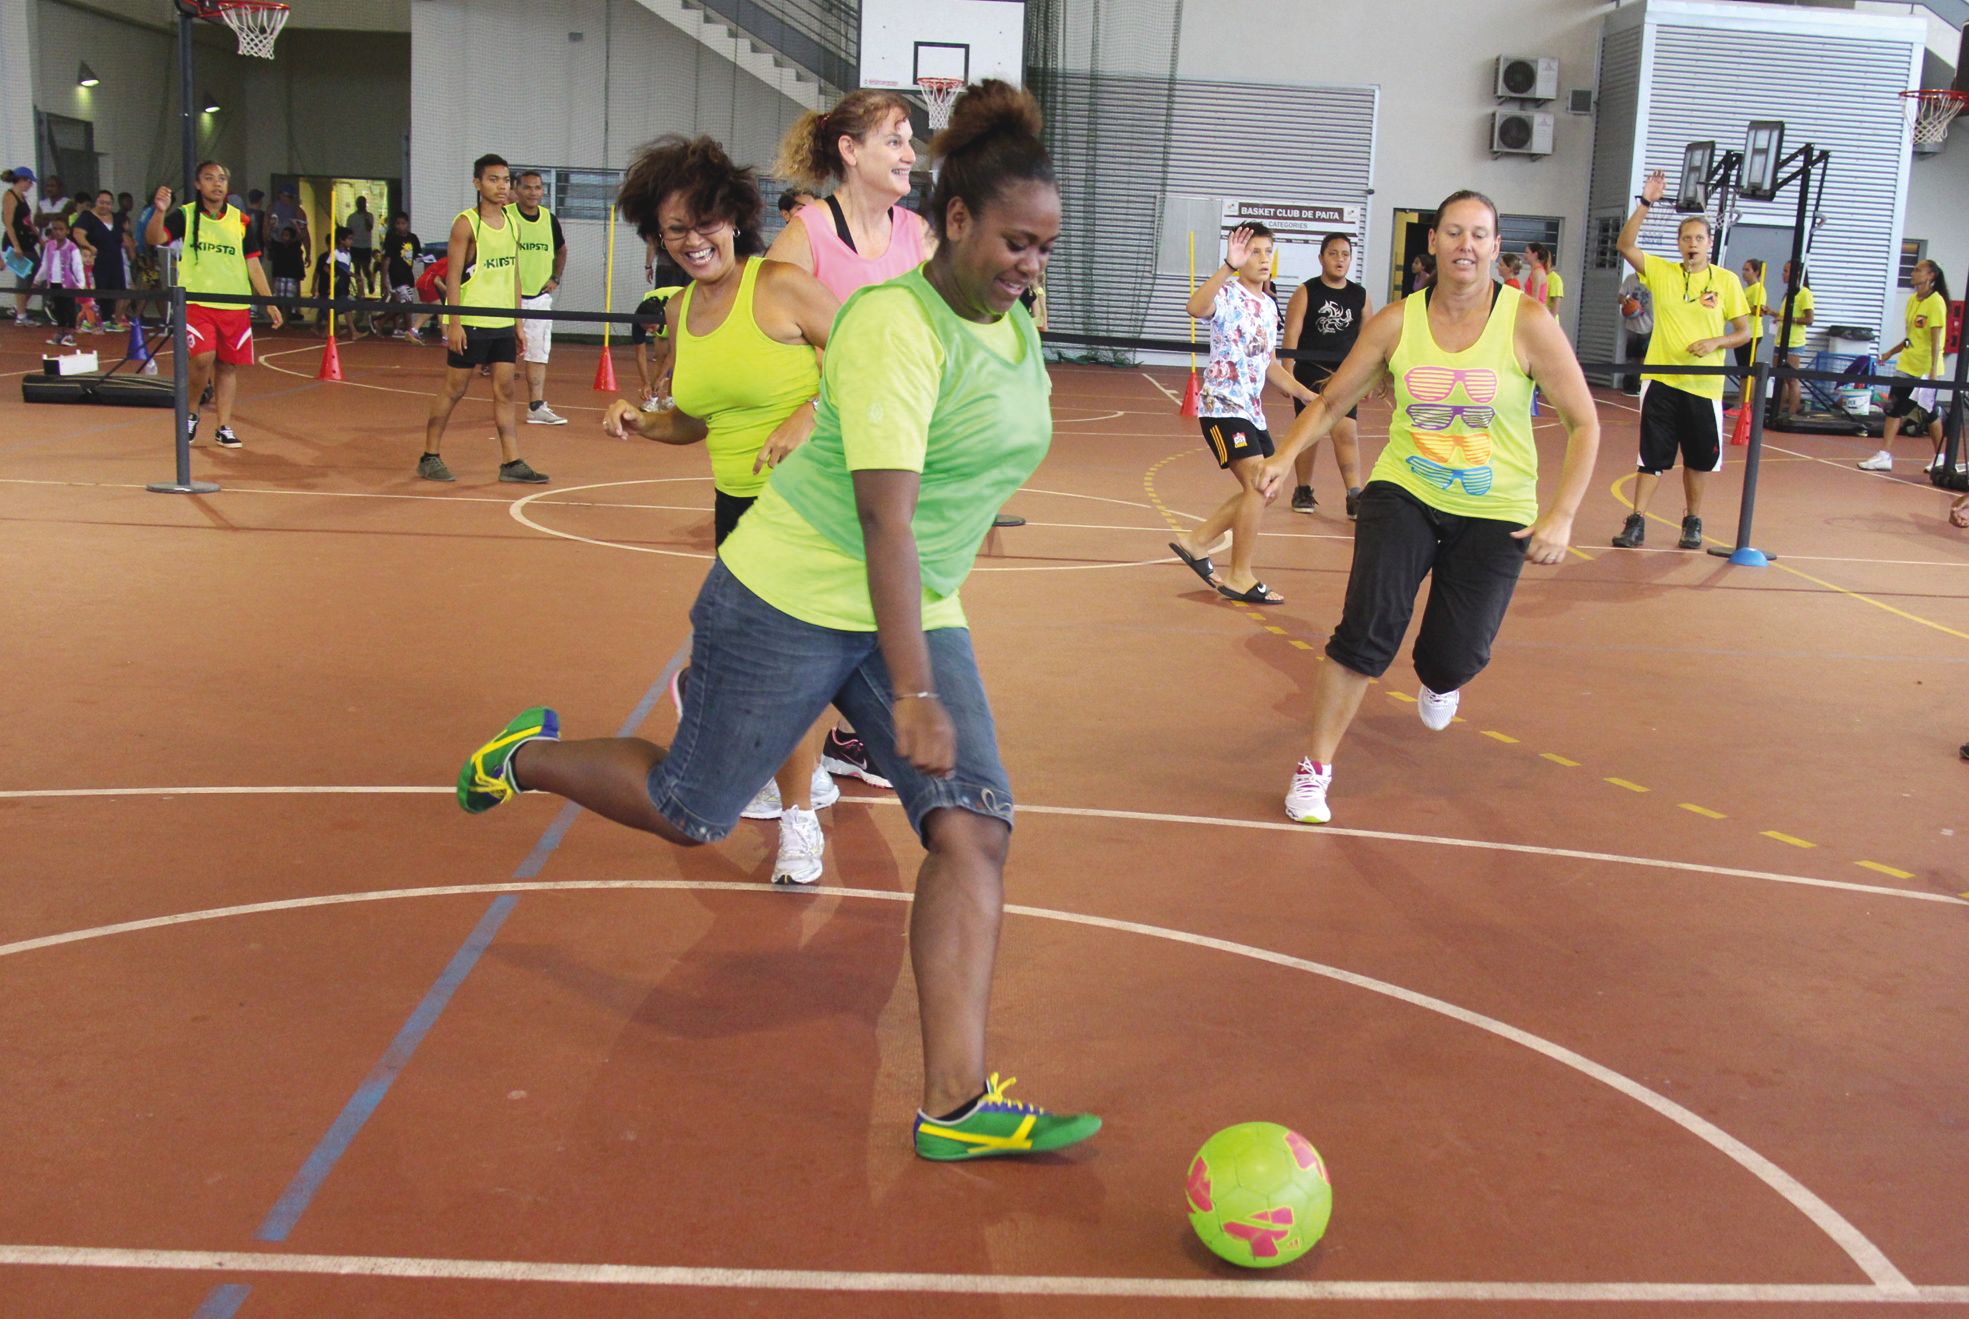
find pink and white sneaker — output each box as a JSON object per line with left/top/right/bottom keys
{"left": 1284, "top": 757, "right": 1332, "bottom": 825}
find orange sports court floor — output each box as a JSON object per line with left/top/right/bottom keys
{"left": 2, "top": 322, "right": 1966, "bottom": 1317}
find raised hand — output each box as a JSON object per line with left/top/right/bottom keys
{"left": 1640, "top": 170, "right": 1666, "bottom": 205}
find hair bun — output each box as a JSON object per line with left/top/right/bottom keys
{"left": 930, "top": 79, "right": 1044, "bottom": 162}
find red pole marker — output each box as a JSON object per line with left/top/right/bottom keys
{"left": 593, "top": 345, "right": 617, "bottom": 393}
{"left": 316, "top": 334, "right": 343, "bottom": 381}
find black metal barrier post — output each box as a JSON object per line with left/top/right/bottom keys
{"left": 1707, "top": 358, "right": 1774, "bottom": 565}
{"left": 146, "top": 286, "right": 215, "bottom": 495}
{"left": 1944, "top": 326, "right": 1968, "bottom": 474}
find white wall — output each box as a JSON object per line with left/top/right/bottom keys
{"left": 1169, "top": 0, "right": 1609, "bottom": 339}
{"left": 1, "top": 1, "right": 36, "bottom": 187}
{"left": 410, "top": 0, "right": 814, "bottom": 332}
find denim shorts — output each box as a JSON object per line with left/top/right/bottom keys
{"left": 646, "top": 560, "right": 1014, "bottom": 845}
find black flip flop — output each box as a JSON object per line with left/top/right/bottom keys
{"left": 1169, "top": 541, "right": 1215, "bottom": 584}
{"left": 1215, "top": 580, "right": 1284, "bottom": 605}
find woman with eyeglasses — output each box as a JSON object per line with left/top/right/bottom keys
{"left": 594, "top": 134, "right": 843, "bottom": 885}
{"left": 1253, "top": 189, "right": 1599, "bottom": 824}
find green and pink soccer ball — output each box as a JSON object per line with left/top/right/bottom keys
{"left": 1185, "top": 1122, "right": 1332, "bottom": 1269}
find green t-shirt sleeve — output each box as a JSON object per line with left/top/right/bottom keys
{"left": 828, "top": 287, "right": 943, "bottom": 474}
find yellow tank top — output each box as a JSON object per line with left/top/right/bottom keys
{"left": 457, "top": 207, "right": 516, "bottom": 328}
{"left": 506, "top": 203, "right": 556, "bottom": 297}
{"left": 671, "top": 258, "right": 821, "bottom": 498}
{"left": 177, "top": 202, "right": 251, "bottom": 310}
{"left": 1372, "top": 286, "right": 1538, "bottom": 525}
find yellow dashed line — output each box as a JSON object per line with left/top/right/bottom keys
{"left": 1288, "top": 639, "right": 1313, "bottom": 651}
{"left": 1761, "top": 830, "right": 1815, "bottom": 849}
{"left": 1265, "top": 625, "right": 1288, "bottom": 635}
{"left": 1481, "top": 730, "right": 1519, "bottom": 744}
{"left": 1386, "top": 691, "right": 1417, "bottom": 703}
{"left": 1605, "top": 777, "right": 1649, "bottom": 793}
{"left": 1678, "top": 803, "right": 1726, "bottom": 820}
{"left": 1540, "top": 753, "right": 1580, "bottom": 767}
{"left": 1856, "top": 860, "right": 1914, "bottom": 880}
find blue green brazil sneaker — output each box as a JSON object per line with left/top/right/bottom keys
{"left": 457, "top": 707, "right": 559, "bottom": 814}
{"left": 912, "top": 1073, "right": 1101, "bottom": 1161}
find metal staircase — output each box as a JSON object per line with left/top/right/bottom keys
{"left": 628, "top": 0, "right": 858, "bottom": 112}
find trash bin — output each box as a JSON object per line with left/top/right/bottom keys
{"left": 1826, "top": 325, "right": 1877, "bottom": 357}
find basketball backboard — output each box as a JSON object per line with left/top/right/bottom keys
{"left": 1675, "top": 140, "right": 1716, "bottom": 212}
{"left": 1738, "top": 120, "right": 1785, "bottom": 200}
{"left": 858, "top": 0, "right": 1025, "bottom": 91}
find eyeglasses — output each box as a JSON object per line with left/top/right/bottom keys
{"left": 1402, "top": 365, "right": 1499, "bottom": 404}
{"left": 662, "top": 220, "right": 728, "bottom": 243}
{"left": 1405, "top": 454, "right": 1495, "bottom": 496}
{"left": 1406, "top": 402, "right": 1495, "bottom": 431}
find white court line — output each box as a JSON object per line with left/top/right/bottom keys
{"left": 0, "top": 786, "right": 1951, "bottom": 907}
{"left": 0, "top": 1244, "right": 1959, "bottom": 1304}
{"left": 0, "top": 877, "right": 1914, "bottom": 1290}
{"left": 1140, "top": 370, "right": 1184, "bottom": 406}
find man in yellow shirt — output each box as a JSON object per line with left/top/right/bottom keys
{"left": 1611, "top": 170, "right": 1751, "bottom": 550}
{"left": 1860, "top": 259, "right": 1951, "bottom": 472}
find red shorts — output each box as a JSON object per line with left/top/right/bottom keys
{"left": 186, "top": 303, "right": 255, "bottom": 365}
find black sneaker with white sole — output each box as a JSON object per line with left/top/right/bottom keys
{"left": 1345, "top": 486, "right": 1362, "bottom": 520}
{"left": 1611, "top": 513, "right": 1645, "bottom": 549}
{"left": 821, "top": 726, "right": 892, "bottom": 789}
{"left": 1677, "top": 515, "right": 1702, "bottom": 550}
{"left": 1290, "top": 485, "right": 1316, "bottom": 514}
{"left": 215, "top": 425, "right": 241, "bottom": 449}
{"left": 185, "top": 413, "right": 200, "bottom": 446}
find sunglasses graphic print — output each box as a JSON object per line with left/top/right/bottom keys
{"left": 1401, "top": 366, "right": 1500, "bottom": 497}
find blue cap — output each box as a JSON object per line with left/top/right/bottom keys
{"left": 11, "top": 167, "right": 34, "bottom": 182}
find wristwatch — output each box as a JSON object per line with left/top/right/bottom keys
{"left": 1634, "top": 194, "right": 1653, "bottom": 207}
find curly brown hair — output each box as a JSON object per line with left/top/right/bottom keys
{"left": 617, "top": 134, "right": 763, "bottom": 256}
{"left": 772, "top": 90, "right": 915, "bottom": 190}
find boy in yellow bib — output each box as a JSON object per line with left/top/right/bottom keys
{"left": 419, "top": 153, "right": 547, "bottom": 485}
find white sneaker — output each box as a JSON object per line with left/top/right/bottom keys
{"left": 741, "top": 769, "right": 839, "bottom": 819}
{"left": 1284, "top": 757, "right": 1333, "bottom": 825}
{"left": 773, "top": 807, "right": 825, "bottom": 885}
{"left": 1418, "top": 684, "right": 1460, "bottom": 731}
{"left": 526, "top": 403, "right": 568, "bottom": 425}
{"left": 741, "top": 779, "right": 782, "bottom": 820}
{"left": 1857, "top": 451, "right": 1893, "bottom": 472}
{"left": 639, "top": 394, "right": 663, "bottom": 413}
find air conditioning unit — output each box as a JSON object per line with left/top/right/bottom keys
{"left": 1496, "top": 55, "right": 1559, "bottom": 101}
{"left": 1492, "top": 110, "right": 1554, "bottom": 156}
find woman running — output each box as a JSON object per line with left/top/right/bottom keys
{"left": 770, "top": 89, "right": 939, "bottom": 787}
{"left": 1281, "top": 232, "right": 1372, "bottom": 519}
{"left": 1254, "top": 189, "right": 1600, "bottom": 824}
{"left": 459, "top": 82, "right": 1099, "bottom": 1162}
{"left": 1169, "top": 223, "right": 1316, "bottom": 604}
{"left": 596, "top": 135, "right": 840, "bottom": 886}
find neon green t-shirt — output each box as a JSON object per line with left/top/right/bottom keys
{"left": 1902, "top": 290, "right": 1948, "bottom": 379}
{"left": 1778, "top": 285, "right": 1813, "bottom": 350}
{"left": 718, "top": 277, "right": 1046, "bottom": 631}
{"left": 1638, "top": 254, "right": 1749, "bottom": 400}
{"left": 1544, "top": 270, "right": 1565, "bottom": 303}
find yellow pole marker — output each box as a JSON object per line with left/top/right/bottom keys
{"left": 1187, "top": 230, "right": 1196, "bottom": 372}
{"left": 327, "top": 194, "right": 336, "bottom": 343}
{"left": 602, "top": 200, "right": 616, "bottom": 348}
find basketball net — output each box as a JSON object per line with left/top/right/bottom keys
{"left": 917, "top": 77, "right": 964, "bottom": 133}
{"left": 1901, "top": 89, "right": 1967, "bottom": 154}
{"left": 212, "top": 0, "right": 289, "bottom": 59}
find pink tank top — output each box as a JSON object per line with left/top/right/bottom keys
{"left": 796, "top": 199, "right": 928, "bottom": 301}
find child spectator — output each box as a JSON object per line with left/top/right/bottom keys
{"left": 267, "top": 223, "right": 305, "bottom": 303}
{"left": 35, "top": 214, "right": 85, "bottom": 346}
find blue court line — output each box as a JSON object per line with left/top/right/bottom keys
{"left": 200, "top": 649, "right": 688, "bottom": 1311}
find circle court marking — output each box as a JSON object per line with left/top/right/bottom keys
{"left": 0, "top": 874, "right": 1912, "bottom": 1289}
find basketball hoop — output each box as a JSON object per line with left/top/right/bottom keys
{"left": 208, "top": 0, "right": 289, "bottom": 59}
{"left": 916, "top": 77, "right": 965, "bottom": 133}
{"left": 1901, "top": 88, "right": 1967, "bottom": 154}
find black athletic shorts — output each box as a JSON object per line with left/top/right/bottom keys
{"left": 1637, "top": 381, "right": 1723, "bottom": 475}
{"left": 1199, "top": 415, "right": 1274, "bottom": 469}
{"left": 630, "top": 289, "right": 672, "bottom": 346}
{"left": 1325, "top": 481, "right": 1527, "bottom": 694}
{"left": 1887, "top": 382, "right": 1940, "bottom": 429}
{"left": 1291, "top": 361, "right": 1359, "bottom": 421}
{"left": 713, "top": 490, "right": 757, "bottom": 548}
{"left": 448, "top": 326, "right": 517, "bottom": 370}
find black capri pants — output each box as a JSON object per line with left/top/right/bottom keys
{"left": 1325, "top": 481, "right": 1528, "bottom": 694}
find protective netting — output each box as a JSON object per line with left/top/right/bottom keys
{"left": 1025, "top": 0, "right": 1185, "bottom": 355}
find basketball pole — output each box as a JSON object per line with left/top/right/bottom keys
{"left": 149, "top": 4, "right": 219, "bottom": 496}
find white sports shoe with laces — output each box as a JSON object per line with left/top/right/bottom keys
{"left": 773, "top": 806, "right": 825, "bottom": 885}
{"left": 1418, "top": 684, "right": 1460, "bottom": 731}
{"left": 1284, "top": 757, "right": 1333, "bottom": 825}
{"left": 741, "top": 766, "right": 840, "bottom": 820}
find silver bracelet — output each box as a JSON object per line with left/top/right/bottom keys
{"left": 895, "top": 691, "right": 940, "bottom": 702}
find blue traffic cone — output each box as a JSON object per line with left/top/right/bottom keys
{"left": 127, "top": 318, "right": 150, "bottom": 363}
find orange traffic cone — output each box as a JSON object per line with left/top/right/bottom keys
{"left": 1727, "top": 398, "right": 1752, "bottom": 446}
{"left": 1178, "top": 370, "right": 1201, "bottom": 418}
{"left": 316, "top": 334, "right": 343, "bottom": 381}
{"left": 593, "top": 345, "right": 618, "bottom": 393}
